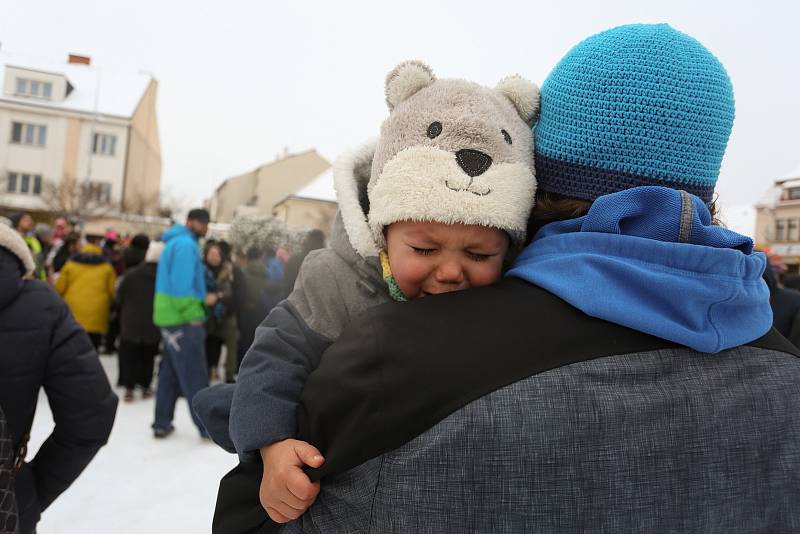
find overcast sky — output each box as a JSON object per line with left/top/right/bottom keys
{"left": 2, "top": 0, "right": 798, "bottom": 221}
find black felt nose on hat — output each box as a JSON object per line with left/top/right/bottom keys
{"left": 456, "top": 149, "right": 492, "bottom": 177}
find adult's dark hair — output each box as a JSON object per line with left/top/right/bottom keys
{"left": 187, "top": 208, "right": 210, "bottom": 223}
{"left": 130, "top": 234, "right": 150, "bottom": 250}
{"left": 218, "top": 240, "right": 232, "bottom": 262}
{"left": 63, "top": 233, "right": 81, "bottom": 248}
{"left": 53, "top": 233, "right": 81, "bottom": 272}
{"left": 527, "top": 190, "right": 721, "bottom": 244}
{"left": 8, "top": 212, "right": 23, "bottom": 229}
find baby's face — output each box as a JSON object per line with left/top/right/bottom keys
{"left": 385, "top": 221, "right": 509, "bottom": 300}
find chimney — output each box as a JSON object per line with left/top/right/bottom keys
{"left": 68, "top": 54, "right": 91, "bottom": 65}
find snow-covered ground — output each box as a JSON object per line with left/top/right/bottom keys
{"left": 28, "top": 354, "right": 238, "bottom": 533}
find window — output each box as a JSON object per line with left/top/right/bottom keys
{"left": 776, "top": 219, "right": 786, "bottom": 241}
{"left": 7, "top": 172, "right": 42, "bottom": 196}
{"left": 15, "top": 78, "right": 53, "bottom": 100}
{"left": 92, "top": 133, "right": 118, "bottom": 156}
{"left": 86, "top": 181, "right": 112, "bottom": 204}
{"left": 790, "top": 219, "right": 799, "bottom": 242}
{"left": 10, "top": 122, "right": 46, "bottom": 147}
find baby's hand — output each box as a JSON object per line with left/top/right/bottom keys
{"left": 259, "top": 439, "right": 325, "bottom": 523}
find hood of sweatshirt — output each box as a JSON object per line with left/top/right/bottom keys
{"left": 507, "top": 186, "right": 772, "bottom": 353}
{"left": 162, "top": 224, "right": 195, "bottom": 243}
{"left": 71, "top": 243, "right": 108, "bottom": 265}
{"left": 330, "top": 141, "right": 386, "bottom": 289}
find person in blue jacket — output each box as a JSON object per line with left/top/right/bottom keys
{"left": 152, "top": 208, "right": 213, "bottom": 439}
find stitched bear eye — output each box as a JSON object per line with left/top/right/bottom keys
{"left": 501, "top": 129, "right": 512, "bottom": 145}
{"left": 427, "top": 121, "right": 443, "bottom": 139}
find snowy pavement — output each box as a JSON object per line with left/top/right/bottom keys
{"left": 28, "top": 354, "right": 238, "bottom": 533}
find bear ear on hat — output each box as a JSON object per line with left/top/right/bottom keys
{"left": 496, "top": 75, "right": 540, "bottom": 127}
{"left": 385, "top": 60, "right": 436, "bottom": 111}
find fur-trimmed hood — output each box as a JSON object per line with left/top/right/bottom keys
{"left": 0, "top": 223, "right": 35, "bottom": 276}
{"left": 332, "top": 140, "right": 382, "bottom": 259}
{"left": 71, "top": 243, "right": 108, "bottom": 265}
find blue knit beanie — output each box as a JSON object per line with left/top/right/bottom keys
{"left": 534, "top": 24, "right": 735, "bottom": 203}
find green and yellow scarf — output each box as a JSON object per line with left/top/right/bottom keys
{"left": 380, "top": 250, "right": 407, "bottom": 302}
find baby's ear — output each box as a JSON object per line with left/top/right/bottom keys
{"left": 385, "top": 60, "right": 436, "bottom": 111}
{"left": 496, "top": 75, "right": 540, "bottom": 127}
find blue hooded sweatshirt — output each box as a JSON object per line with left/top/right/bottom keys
{"left": 507, "top": 187, "right": 772, "bottom": 353}
{"left": 154, "top": 224, "right": 207, "bottom": 327}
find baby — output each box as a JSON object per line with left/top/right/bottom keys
{"left": 196, "top": 60, "right": 540, "bottom": 524}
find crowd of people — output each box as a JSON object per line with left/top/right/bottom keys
{"left": 0, "top": 206, "right": 325, "bottom": 532}
{"left": 2, "top": 209, "right": 324, "bottom": 405}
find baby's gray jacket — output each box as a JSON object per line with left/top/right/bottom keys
{"left": 193, "top": 142, "right": 390, "bottom": 458}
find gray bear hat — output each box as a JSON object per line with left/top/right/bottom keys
{"left": 367, "top": 60, "right": 540, "bottom": 249}
{"left": 0, "top": 221, "right": 35, "bottom": 275}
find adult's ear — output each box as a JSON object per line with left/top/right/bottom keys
{"left": 385, "top": 60, "right": 436, "bottom": 111}
{"left": 496, "top": 75, "right": 540, "bottom": 127}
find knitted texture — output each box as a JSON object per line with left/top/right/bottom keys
{"left": 380, "top": 251, "right": 407, "bottom": 302}
{"left": 535, "top": 24, "right": 735, "bottom": 203}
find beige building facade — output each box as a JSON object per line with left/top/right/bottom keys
{"left": 755, "top": 166, "right": 800, "bottom": 268}
{"left": 273, "top": 168, "right": 338, "bottom": 236}
{"left": 0, "top": 52, "right": 161, "bottom": 218}
{"left": 209, "top": 150, "right": 330, "bottom": 223}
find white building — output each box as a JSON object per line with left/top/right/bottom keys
{"left": 208, "top": 149, "right": 330, "bottom": 223}
{"left": 273, "top": 168, "right": 338, "bottom": 236}
{"left": 0, "top": 52, "right": 162, "bottom": 217}
{"left": 754, "top": 164, "right": 800, "bottom": 268}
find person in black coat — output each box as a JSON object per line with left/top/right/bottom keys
{"left": 234, "top": 248, "right": 280, "bottom": 367}
{"left": 122, "top": 234, "right": 150, "bottom": 271}
{"left": 116, "top": 241, "right": 164, "bottom": 402}
{"left": 763, "top": 263, "right": 800, "bottom": 347}
{"left": 0, "top": 224, "right": 117, "bottom": 534}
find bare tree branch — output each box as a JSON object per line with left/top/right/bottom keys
{"left": 39, "top": 177, "right": 119, "bottom": 219}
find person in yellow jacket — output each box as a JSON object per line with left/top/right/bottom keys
{"left": 55, "top": 240, "right": 116, "bottom": 350}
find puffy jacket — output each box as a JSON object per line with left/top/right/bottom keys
{"left": 54, "top": 244, "right": 116, "bottom": 334}
{"left": 117, "top": 262, "right": 161, "bottom": 345}
{"left": 194, "top": 142, "right": 391, "bottom": 458}
{"left": 154, "top": 224, "right": 206, "bottom": 327}
{"left": 0, "top": 247, "right": 117, "bottom": 534}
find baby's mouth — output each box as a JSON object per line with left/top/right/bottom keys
{"left": 445, "top": 179, "right": 492, "bottom": 196}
